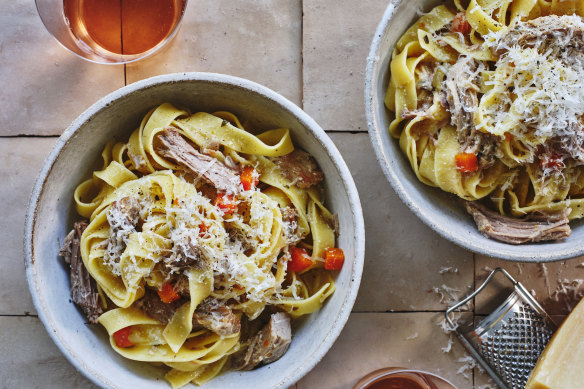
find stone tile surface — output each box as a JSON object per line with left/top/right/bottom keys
{"left": 5, "top": 0, "right": 584, "bottom": 388}
{"left": 126, "top": 0, "right": 303, "bottom": 106}
{"left": 475, "top": 255, "right": 584, "bottom": 315}
{"left": 303, "top": 0, "right": 389, "bottom": 131}
{"left": 0, "top": 316, "right": 97, "bottom": 388}
{"left": 0, "top": 1, "right": 124, "bottom": 136}
{"left": 330, "top": 133, "right": 474, "bottom": 312}
{"left": 298, "top": 312, "right": 472, "bottom": 389}
{"left": 0, "top": 138, "right": 56, "bottom": 315}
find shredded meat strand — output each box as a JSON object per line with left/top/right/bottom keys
{"left": 273, "top": 149, "right": 324, "bottom": 189}
{"left": 491, "top": 15, "right": 584, "bottom": 57}
{"left": 192, "top": 298, "right": 241, "bottom": 336}
{"left": 60, "top": 221, "right": 104, "bottom": 323}
{"left": 443, "top": 56, "right": 498, "bottom": 169}
{"left": 232, "top": 312, "right": 291, "bottom": 370}
{"left": 154, "top": 127, "right": 241, "bottom": 193}
{"left": 133, "top": 287, "right": 184, "bottom": 325}
{"left": 464, "top": 201, "right": 571, "bottom": 244}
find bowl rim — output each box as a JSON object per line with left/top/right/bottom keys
{"left": 365, "top": 0, "right": 584, "bottom": 262}
{"left": 24, "top": 72, "right": 365, "bottom": 388}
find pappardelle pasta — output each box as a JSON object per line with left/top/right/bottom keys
{"left": 386, "top": 0, "right": 584, "bottom": 244}
{"left": 59, "top": 103, "right": 345, "bottom": 388}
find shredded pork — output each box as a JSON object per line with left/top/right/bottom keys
{"left": 232, "top": 312, "right": 291, "bottom": 370}
{"left": 154, "top": 127, "right": 241, "bottom": 194}
{"left": 464, "top": 201, "right": 571, "bottom": 244}
{"left": 59, "top": 221, "right": 104, "bottom": 323}
{"left": 192, "top": 298, "right": 241, "bottom": 336}
{"left": 273, "top": 149, "right": 324, "bottom": 189}
{"left": 133, "top": 287, "right": 184, "bottom": 325}
{"left": 442, "top": 56, "right": 498, "bottom": 169}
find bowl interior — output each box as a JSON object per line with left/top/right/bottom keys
{"left": 26, "top": 74, "right": 364, "bottom": 388}
{"left": 365, "top": 0, "right": 584, "bottom": 262}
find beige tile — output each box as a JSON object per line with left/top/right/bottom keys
{"left": 0, "top": 137, "right": 57, "bottom": 314}
{"left": 475, "top": 256, "right": 584, "bottom": 315}
{"left": 0, "top": 1, "right": 124, "bottom": 136}
{"left": 473, "top": 371, "right": 497, "bottom": 389}
{"left": 126, "top": 0, "right": 303, "bottom": 106}
{"left": 329, "top": 133, "right": 474, "bottom": 312}
{"left": 303, "top": 0, "right": 389, "bottom": 131}
{"left": 298, "top": 312, "right": 472, "bottom": 389}
{"left": 0, "top": 316, "right": 97, "bottom": 388}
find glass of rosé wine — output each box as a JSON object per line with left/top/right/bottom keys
{"left": 35, "top": 0, "right": 187, "bottom": 64}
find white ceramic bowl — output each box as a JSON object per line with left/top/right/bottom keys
{"left": 24, "top": 73, "right": 364, "bottom": 388}
{"left": 365, "top": 0, "right": 584, "bottom": 262}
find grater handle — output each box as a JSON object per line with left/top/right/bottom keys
{"left": 444, "top": 267, "right": 517, "bottom": 328}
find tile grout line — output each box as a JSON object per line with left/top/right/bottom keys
{"left": 326, "top": 130, "right": 367, "bottom": 134}
{"left": 351, "top": 310, "right": 461, "bottom": 314}
{"left": 0, "top": 314, "right": 39, "bottom": 317}
{"left": 0, "top": 135, "right": 60, "bottom": 139}
{"left": 0, "top": 130, "right": 370, "bottom": 139}
{"left": 472, "top": 251, "right": 476, "bottom": 388}
{"left": 300, "top": 0, "right": 304, "bottom": 111}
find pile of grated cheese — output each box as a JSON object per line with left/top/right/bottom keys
{"left": 101, "top": 174, "right": 288, "bottom": 305}
{"left": 481, "top": 16, "right": 584, "bottom": 158}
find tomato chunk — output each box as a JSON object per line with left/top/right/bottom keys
{"left": 199, "top": 222, "right": 208, "bottom": 237}
{"left": 158, "top": 282, "right": 180, "bottom": 304}
{"left": 240, "top": 166, "right": 259, "bottom": 191}
{"left": 214, "top": 192, "right": 238, "bottom": 215}
{"left": 455, "top": 153, "right": 478, "bottom": 173}
{"left": 451, "top": 12, "right": 472, "bottom": 35}
{"left": 539, "top": 153, "right": 564, "bottom": 171}
{"left": 113, "top": 327, "right": 134, "bottom": 348}
{"left": 288, "top": 246, "right": 313, "bottom": 273}
{"left": 324, "top": 248, "right": 345, "bottom": 271}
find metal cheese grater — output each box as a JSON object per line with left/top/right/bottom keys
{"left": 445, "top": 268, "right": 557, "bottom": 389}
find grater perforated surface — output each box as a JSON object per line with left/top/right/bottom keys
{"left": 447, "top": 268, "right": 557, "bottom": 389}
{"left": 470, "top": 296, "right": 555, "bottom": 389}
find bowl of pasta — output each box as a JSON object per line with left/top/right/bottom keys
{"left": 366, "top": 0, "right": 584, "bottom": 261}
{"left": 24, "top": 72, "right": 364, "bottom": 389}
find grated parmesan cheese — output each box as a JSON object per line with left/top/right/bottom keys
{"left": 539, "top": 263, "right": 551, "bottom": 297}
{"left": 481, "top": 16, "right": 584, "bottom": 166}
{"left": 551, "top": 278, "right": 584, "bottom": 311}
{"left": 439, "top": 266, "right": 459, "bottom": 275}
{"left": 441, "top": 335, "right": 454, "bottom": 353}
{"left": 405, "top": 332, "right": 419, "bottom": 340}
{"left": 456, "top": 354, "right": 478, "bottom": 379}
{"left": 431, "top": 284, "right": 470, "bottom": 310}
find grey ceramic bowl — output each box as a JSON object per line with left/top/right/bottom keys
{"left": 24, "top": 73, "right": 364, "bottom": 389}
{"left": 365, "top": 0, "right": 583, "bottom": 262}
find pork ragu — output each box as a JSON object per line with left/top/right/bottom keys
{"left": 385, "top": 4, "right": 584, "bottom": 244}
{"left": 59, "top": 104, "right": 343, "bottom": 387}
